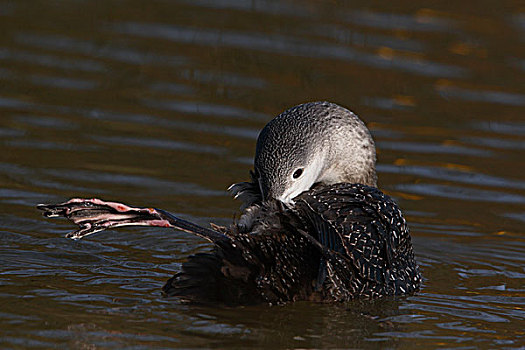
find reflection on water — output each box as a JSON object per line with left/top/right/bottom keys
{"left": 0, "top": 0, "right": 524, "bottom": 348}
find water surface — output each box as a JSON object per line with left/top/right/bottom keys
{"left": 0, "top": 1, "right": 524, "bottom": 348}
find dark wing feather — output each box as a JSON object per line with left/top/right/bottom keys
{"left": 294, "top": 183, "right": 421, "bottom": 299}
{"left": 228, "top": 170, "right": 262, "bottom": 209}
{"left": 164, "top": 202, "right": 322, "bottom": 305}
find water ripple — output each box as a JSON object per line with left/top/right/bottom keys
{"left": 29, "top": 75, "right": 98, "bottom": 90}
{"left": 437, "top": 84, "right": 525, "bottom": 106}
{"left": 41, "top": 169, "right": 224, "bottom": 197}
{"left": 179, "top": 0, "right": 312, "bottom": 17}
{"left": 345, "top": 10, "right": 457, "bottom": 32}
{"left": 15, "top": 32, "right": 188, "bottom": 66}
{"left": 377, "top": 141, "right": 491, "bottom": 156}
{"left": 312, "top": 24, "right": 425, "bottom": 52}
{"left": 463, "top": 136, "right": 525, "bottom": 150}
{"left": 180, "top": 69, "right": 268, "bottom": 89}
{"left": 148, "top": 81, "right": 196, "bottom": 95}
{"left": 12, "top": 115, "right": 76, "bottom": 129}
{"left": 0, "top": 47, "right": 105, "bottom": 72}
{"left": 378, "top": 164, "right": 525, "bottom": 190}
{"left": 396, "top": 183, "right": 525, "bottom": 204}
{"left": 504, "top": 212, "right": 525, "bottom": 223}
{"left": 142, "top": 98, "right": 268, "bottom": 120}
{"left": 91, "top": 135, "right": 227, "bottom": 155}
{"left": 0, "top": 96, "right": 34, "bottom": 109}
{"left": 114, "top": 22, "right": 466, "bottom": 78}
{"left": 81, "top": 108, "right": 260, "bottom": 139}
{"left": 5, "top": 139, "right": 100, "bottom": 151}
{"left": 477, "top": 121, "right": 525, "bottom": 136}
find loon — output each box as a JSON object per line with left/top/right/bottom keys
{"left": 38, "top": 101, "right": 421, "bottom": 305}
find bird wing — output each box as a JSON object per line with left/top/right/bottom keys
{"left": 294, "top": 183, "right": 404, "bottom": 298}
{"left": 228, "top": 170, "right": 262, "bottom": 209}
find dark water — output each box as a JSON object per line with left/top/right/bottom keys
{"left": 1, "top": 1, "right": 524, "bottom": 348}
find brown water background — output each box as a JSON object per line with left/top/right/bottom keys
{"left": 0, "top": 1, "right": 524, "bottom": 348}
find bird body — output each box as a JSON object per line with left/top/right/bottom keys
{"left": 38, "top": 101, "right": 421, "bottom": 305}
{"left": 164, "top": 183, "right": 420, "bottom": 304}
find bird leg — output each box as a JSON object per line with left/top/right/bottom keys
{"left": 37, "top": 198, "right": 226, "bottom": 242}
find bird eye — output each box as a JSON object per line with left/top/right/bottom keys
{"left": 292, "top": 168, "right": 303, "bottom": 179}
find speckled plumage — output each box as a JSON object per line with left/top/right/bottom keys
{"left": 293, "top": 183, "right": 420, "bottom": 299}
{"left": 164, "top": 183, "right": 420, "bottom": 304}
{"left": 39, "top": 101, "right": 421, "bottom": 305}
{"left": 230, "top": 101, "right": 378, "bottom": 207}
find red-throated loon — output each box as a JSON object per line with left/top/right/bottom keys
{"left": 38, "top": 101, "right": 421, "bottom": 305}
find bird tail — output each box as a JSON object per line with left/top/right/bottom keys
{"left": 162, "top": 241, "right": 262, "bottom": 305}
{"left": 162, "top": 253, "right": 225, "bottom": 303}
